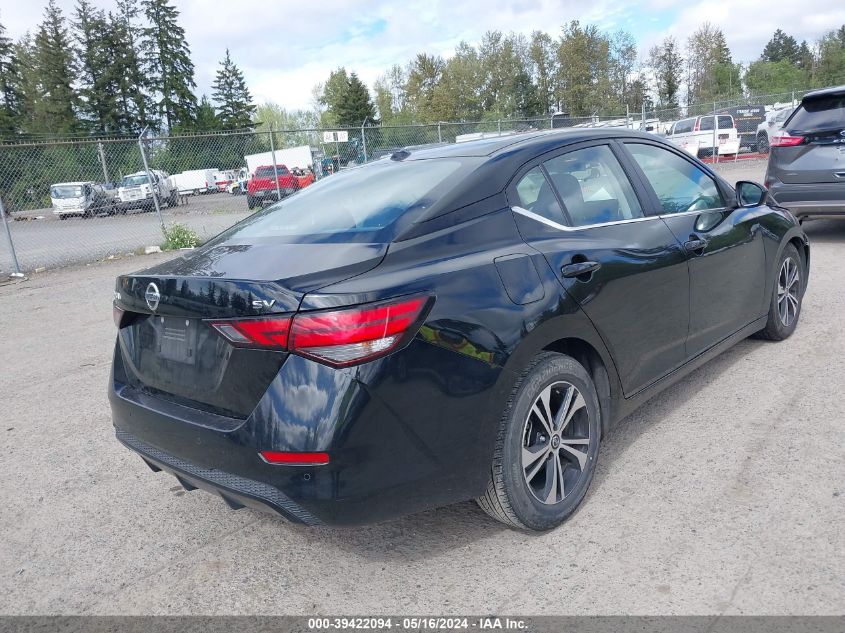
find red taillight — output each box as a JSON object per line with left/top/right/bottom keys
{"left": 209, "top": 315, "right": 292, "bottom": 347}
{"left": 113, "top": 304, "right": 125, "bottom": 328}
{"left": 289, "top": 296, "right": 429, "bottom": 367}
{"left": 770, "top": 135, "right": 805, "bottom": 147}
{"left": 694, "top": 119, "right": 700, "bottom": 132}
{"left": 206, "top": 295, "right": 431, "bottom": 366}
{"left": 259, "top": 450, "right": 329, "bottom": 465}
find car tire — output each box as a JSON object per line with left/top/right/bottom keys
{"left": 247, "top": 196, "right": 257, "bottom": 210}
{"left": 477, "top": 352, "right": 601, "bottom": 531}
{"left": 754, "top": 244, "right": 804, "bottom": 341}
{"left": 757, "top": 132, "right": 769, "bottom": 155}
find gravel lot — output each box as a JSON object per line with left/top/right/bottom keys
{"left": 0, "top": 213, "right": 842, "bottom": 615}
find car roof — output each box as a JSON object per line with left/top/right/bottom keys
{"left": 402, "top": 128, "right": 663, "bottom": 161}
{"left": 52, "top": 181, "right": 92, "bottom": 186}
{"left": 801, "top": 85, "right": 845, "bottom": 101}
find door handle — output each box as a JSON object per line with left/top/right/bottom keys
{"left": 561, "top": 261, "right": 601, "bottom": 279}
{"left": 684, "top": 238, "right": 707, "bottom": 253}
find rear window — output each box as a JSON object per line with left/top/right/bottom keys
{"left": 255, "top": 166, "right": 289, "bottom": 177}
{"left": 699, "top": 117, "right": 714, "bottom": 131}
{"left": 219, "top": 159, "right": 469, "bottom": 243}
{"left": 718, "top": 116, "right": 733, "bottom": 129}
{"left": 787, "top": 96, "right": 845, "bottom": 131}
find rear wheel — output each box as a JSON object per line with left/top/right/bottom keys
{"left": 757, "top": 132, "right": 770, "bottom": 155}
{"left": 247, "top": 195, "right": 257, "bottom": 210}
{"left": 477, "top": 352, "right": 601, "bottom": 531}
{"left": 755, "top": 244, "right": 804, "bottom": 341}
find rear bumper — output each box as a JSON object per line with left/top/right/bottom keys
{"left": 116, "top": 430, "right": 323, "bottom": 524}
{"left": 109, "top": 341, "right": 505, "bottom": 526}
{"left": 768, "top": 182, "right": 845, "bottom": 217}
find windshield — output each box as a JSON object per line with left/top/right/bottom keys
{"left": 788, "top": 96, "right": 845, "bottom": 131}
{"left": 215, "top": 158, "right": 468, "bottom": 244}
{"left": 255, "top": 166, "right": 289, "bottom": 177}
{"left": 51, "top": 185, "right": 83, "bottom": 199}
{"left": 121, "top": 175, "right": 149, "bottom": 187}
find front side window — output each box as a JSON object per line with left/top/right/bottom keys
{"left": 543, "top": 145, "right": 643, "bottom": 227}
{"left": 626, "top": 143, "right": 724, "bottom": 214}
{"left": 513, "top": 166, "right": 566, "bottom": 224}
{"left": 674, "top": 119, "right": 694, "bottom": 134}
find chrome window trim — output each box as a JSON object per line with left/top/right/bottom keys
{"left": 511, "top": 206, "right": 657, "bottom": 232}
{"left": 511, "top": 205, "right": 727, "bottom": 231}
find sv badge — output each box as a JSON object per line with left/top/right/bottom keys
{"left": 252, "top": 299, "right": 276, "bottom": 309}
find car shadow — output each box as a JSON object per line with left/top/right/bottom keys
{"left": 262, "top": 336, "right": 757, "bottom": 562}
{"left": 801, "top": 218, "right": 845, "bottom": 243}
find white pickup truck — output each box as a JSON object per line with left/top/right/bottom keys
{"left": 117, "top": 170, "right": 178, "bottom": 211}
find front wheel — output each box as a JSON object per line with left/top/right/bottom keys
{"left": 477, "top": 352, "right": 601, "bottom": 531}
{"left": 754, "top": 244, "right": 804, "bottom": 341}
{"left": 246, "top": 195, "right": 257, "bottom": 210}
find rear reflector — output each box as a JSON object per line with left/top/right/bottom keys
{"left": 770, "top": 135, "right": 805, "bottom": 147}
{"left": 260, "top": 450, "right": 330, "bottom": 465}
{"left": 205, "top": 295, "right": 431, "bottom": 367}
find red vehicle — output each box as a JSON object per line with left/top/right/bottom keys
{"left": 292, "top": 167, "right": 316, "bottom": 189}
{"left": 246, "top": 165, "right": 301, "bottom": 209}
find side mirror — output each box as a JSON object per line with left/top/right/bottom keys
{"left": 736, "top": 181, "right": 767, "bottom": 207}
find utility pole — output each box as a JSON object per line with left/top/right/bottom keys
{"left": 361, "top": 117, "right": 368, "bottom": 163}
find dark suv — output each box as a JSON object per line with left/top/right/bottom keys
{"left": 766, "top": 85, "right": 845, "bottom": 219}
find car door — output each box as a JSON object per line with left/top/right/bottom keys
{"left": 509, "top": 140, "right": 690, "bottom": 396}
{"left": 620, "top": 140, "right": 766, "bottom": 359}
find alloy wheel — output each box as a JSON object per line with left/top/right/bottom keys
{"left": 521, "top": 381, "right": 591, "bottom": 505}
{"left": 777, "top": 257, "right": 800, "bottom": 327}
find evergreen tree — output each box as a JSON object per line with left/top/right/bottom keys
{"left": 319, "top": 67, "right": 350, "bottom": 126}
{"left": 211, "top": 48, "right": 255, "bottom": 129}
{"left": 74, "top": 0, "right": 118, "bottom": 133}
{"left": 33, "top": 0, "right": 79, "bottom": 134}
{"left": 114, "top": 0, "right": 154, "bottom": 131}
{"left": 194, "top": 95, "right": 220, "bottom": 130}
{"left": 762, "top": 29, "right": 801, "bottom": 64}
{"left": 335, "top": 72, "right": 376, "bottom": 127}
{"left": 141, "top": 0, "right": 196, "bottom": 130}
{"left": 0, "top": 17, "right": 23, "bottom": 136}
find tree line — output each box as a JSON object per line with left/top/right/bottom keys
{"left": 2, "top": 2, "right": 845, "bottom": 139}
{"left": 0, "top": 0, "right": 256, "bottom": 139}
{"left": 316, "top": 22, "right": 845, "bottom": 127}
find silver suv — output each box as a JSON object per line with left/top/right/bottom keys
{"left": 766, "top": 85, "right": 845, "bottom": 220}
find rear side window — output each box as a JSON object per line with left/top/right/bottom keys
{"left": 626, "top": 143, "right": 724, "bottom": 214}
{"left": 514, "top": 167, "right": 566, "bottom": 225}
{"left": 787, "top": 96, "right": 845, "bottom": 131}
{"left": 543, "top": 145, "right": 643, "bottom": 227}
{"left": 220, "top": 159, "right": 466, "bottom": 242}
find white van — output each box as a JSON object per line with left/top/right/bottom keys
{"left": 171, "top": 169, "right": 217, "bottom": 195}
{"left": 117, "top": 170, "right": 177, "bottom": 211}
{"left": 666, "top": 115, "right": 740, "bottom": 157}
{"left": 50, "top": 181, "right": 116, "bottom": 219}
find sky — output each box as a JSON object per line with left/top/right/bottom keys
{"left": 2, "top": 0, "right": 844, "bottom": 111}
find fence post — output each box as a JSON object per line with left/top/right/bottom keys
{"left": 713, "top": 100, "right": 718, "bottom": 165}
{"left": 361, "top": 117, "right": 368, "bottom": 163}
{"left": 0, "top": 196, "right": 23, "bottom": 276}
{"left": 97, "top": 142, "right": 110, "bottom": 184}
{"left": 137, "top": 127, "right": 166, "bottom": 236}
{"left": 497, "top": 120, "right": 501, "bottom": 135}
{"left": 268, "top": 124, "right": 282, "bottom": 203}
{"left": 437, "top": 122, "right": 442, "bottom": 143}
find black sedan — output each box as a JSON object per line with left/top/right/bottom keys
{"left": 110, "top": 130, "right": 809, "bottom": 531}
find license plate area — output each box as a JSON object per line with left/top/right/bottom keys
{"left": 155, "top": 316, "right": 198, "bottom": 364}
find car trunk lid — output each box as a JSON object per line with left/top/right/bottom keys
{"left": 114, "top": 240, "right": 388, "bottom": 418}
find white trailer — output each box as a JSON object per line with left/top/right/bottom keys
{"left": 244, "top": 146, "right": 313, "bottom": 174}
{"left": 171, "top": 169, "right": 217, "bottom": 195}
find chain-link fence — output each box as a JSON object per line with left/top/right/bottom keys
{"left": 1, "top": 92, "right": 797, "bottom": 274}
